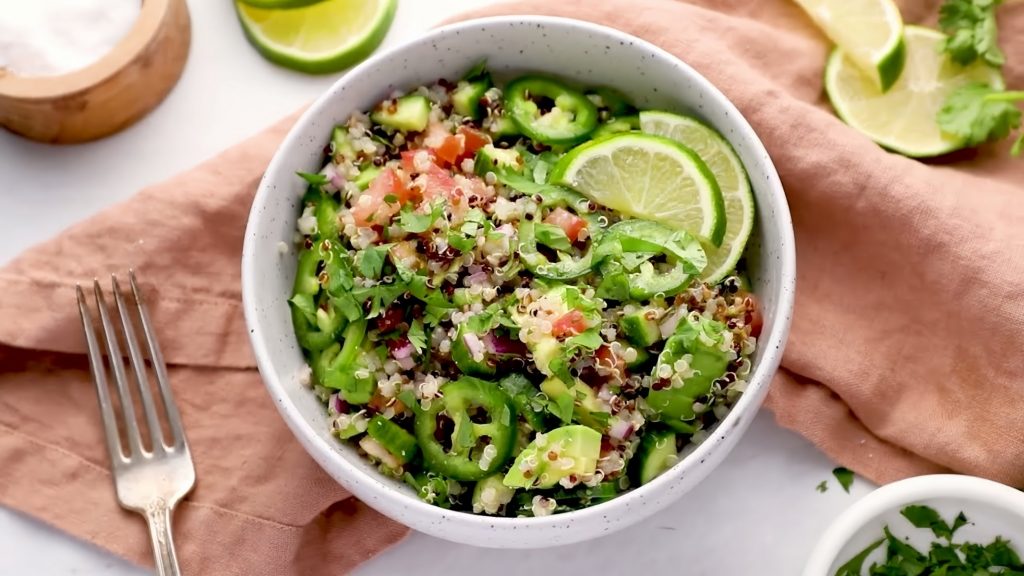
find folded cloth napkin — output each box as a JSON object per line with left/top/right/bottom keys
{"left": 1, "top": 0, "right": 1022, "bottom": 574}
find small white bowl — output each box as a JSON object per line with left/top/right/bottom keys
{"left": 242, "top": 15, "right": 795, "bottom": 548}
{"left": 804, "top": 475, "right": 1024, "bottom": 575}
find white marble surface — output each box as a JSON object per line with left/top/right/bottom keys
{"left": 0, "top": 0, "right": 870, "bottom": 574}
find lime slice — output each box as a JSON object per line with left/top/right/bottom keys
{"left": 639, "top": 111, "right": 755, "bottom": 283}
{"left": 793, "top": 0, "right": 906, "bottom": 91}
{"left": 237, "top": 0, "right": 325, "bottom": 9}
{"left": 825, "top": 26, "right": 1005, "bottom": 157}
{"left": 235, "top": 0, "right": 397, "bottom": 74}
{"left": 550, "top": 133, "right": 726, "bottom": 246}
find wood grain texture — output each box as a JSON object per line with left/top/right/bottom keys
{"left": 0, "top": 0, "right": 191, "bottom": 144}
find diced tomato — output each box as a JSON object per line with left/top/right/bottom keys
{"left": 457, "top": 126, "right": 490, "bottom": 158}
{"left": 400, "top": 149, "right": 437, "bottom": 174}
{"left": 434, "top": 134, "right": 466, "bottom": 166}
{"left": 419, "top": 164, "right": 457, "bottom": 202}
{"left": 544, "top": 207, "right": 588, "bottom": 243}
{"left": 351, "top": 168, "right": 412, "bottom": 227}
{"left": 551, "top": 309, "right": 588, "bottom": 338}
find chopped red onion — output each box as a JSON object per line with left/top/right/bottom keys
{"left": 463, "top": 332, "right": 485, "bottom": 359}
{"left": 609, "top": 418, "right": 634, "bottom": 441}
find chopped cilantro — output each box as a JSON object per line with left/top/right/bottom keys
{"left": 357, "top": 245, "right": 389, "bottom": 279}
{"left": 567, "top": 329, "right": 603, "bottom": 350}
{"left": 297, "top": 171, "right": 329, "bottom": 186}
{"left": 408, "top": 319, "right": 427, "bottom": 354}
{"left": 938, "top": 0, "right": 1005, "bottom": 67}
{"left": 534, "top": 222, "right": 573, "bottom": 252}
{"left": 834, "top": 504, "right": 1024, "bottom": 575}
{"left": 383, "top": 194, "right": 399, "bottom": 205}
{"left": 816, "top": 480, "right": 829, "bottom": 493}
{"left": 398, "top": 202, "right": 443, "bottom": 233}
{"left": 833, "top": 467, "right": 855, "bottom": 493}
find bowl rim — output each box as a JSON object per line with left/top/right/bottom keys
{"left": 803, "top": 474, "right": 1024, "bottom": 575}
{"left": 241, "top": 14, "right": 796, "bottom": 530}
{"left": 0, "top": 0, "right": 176, "bottom": 99}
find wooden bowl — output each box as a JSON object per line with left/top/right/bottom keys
{"left": 0, "top": 0, "right": 191, "bottom": 144}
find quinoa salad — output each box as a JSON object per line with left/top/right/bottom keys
{"left": 288, "top": 63, "right": 762, "bottom": 517}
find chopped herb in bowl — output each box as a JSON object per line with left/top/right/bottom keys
{"left": 836, "top": 504, "right": 1024, "bottom": 575}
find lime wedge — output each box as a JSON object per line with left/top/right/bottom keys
{"left": 825, "top": 26, "right": 1005, "bottom": 157}
{"left": 793, "top": 0, "right": 906, "bottom": 91}
{"left": 639, "top": 111, "right": 755, "bottom": 283}
{"left": 237, "top": 0, "right": 325, "bottom": 9}
{"left": 235, "top": 0, "right": 397, "bottom": 74}
{"left": 550, "top": 133, "right": 726, "bottom": 247}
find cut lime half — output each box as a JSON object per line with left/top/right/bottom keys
{"left": 825, "top": 26, "right": 1004, "bottom": 157}
{"left": 235, "top": 0, "right": 397, "bottom": 74}
{"left": 640, "top": 111, "right": 755, "bottom": 283}
{"left": 550, "top": 133, "right": 726, "bottom": 247}
{"left": 237, "top": 0, "right": 326, "bottom": 9}
{"left": 793, "top": 0, "right": 906, "bottom": 91}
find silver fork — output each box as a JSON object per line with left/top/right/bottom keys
{"left": 76, "top": 271, "right": 196, "bottom": 576}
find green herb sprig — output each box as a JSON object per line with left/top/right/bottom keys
{"left": 834, "top": 504, "right": 1024, "bottom": 575}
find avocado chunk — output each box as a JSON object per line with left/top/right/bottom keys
{"left": 474, "top": 144, "right": 523, "bottom": 175}
{"left": 452, "top": 78, "right": 492, "bottom": 120}
{"left": 646, "top": 316, "right": 733, "bottom": 433}
{"left": 472, "top": 474, "right": 516, "bottom": 514}
{"left": 631, "top": 429, "right": 679, "bottom": 485}
{"left": 371, "top": 94, "right": 431, "bottom": 132}
{"left": 620, "top": 310, "right": 661, "bottom": 348}
{"left": 540, "top": 376, "right": 608, "bottom": 431}
{"left": 503, "top": 425, "right": 601, "bottom": 489}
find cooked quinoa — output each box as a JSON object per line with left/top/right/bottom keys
{"left": 289, "top": 64, "right": 762, "bottom": 516}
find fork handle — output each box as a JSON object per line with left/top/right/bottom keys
{"left": 144, "top": 502, "right": 182, "bottom": 576}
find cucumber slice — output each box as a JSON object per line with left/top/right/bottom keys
{"left": 353, "top": 165, "right": 381, "bottom": 190}
{"left": 371, "top": 94, "right": 431, "bottom": 132}
{"left": 631, "top": 429, "right": 679, "bottom": 485}
{"left": 620, "top": 311, "right": 661, "bottom": 347}
{"left": 452, "top": 78, "right": 492, "bottom": 120}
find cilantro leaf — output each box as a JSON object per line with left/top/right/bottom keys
{"left": 447, "top": 230, "right": 477, "bottom": 253}
{"left": 816, "top": 480, "right": 829, "bottom": 493}
{"left": 546, "top": 391, "right": 574, "bottom": 424}
{"left": 567, "top": 329, "right": 603, "bottom": 350}
{"left": 1012, "top": 131, "right": 1024, "bottom": 156}
{"left": 533, "top": 222, "right": 573, "bottom": 252}
{"left": 938, "top": 0, "right": 1005, "bottom": 67}
{"left": 938, "top": 84, "right": 1024, "bottom": 148}
{"left": 288, "top": 293, "right": 318, "bottom": 324}
{"left": 297, "top": 171, "right": 329, "bottom": 186}
{"left": 408, "top": 318, "right": 427, "bottom": 354}
{"left": 357, "top": 245, "right": 390, "bottom": 279}
{"left": 832, "top": 467, "right": 855, "bottom": 493}
{"left": 331, "top": 293, "right": 364, "bottom": 322}
{"left": 901, "top": 505, "right": 955, "bottom": 540}
{"left": 463, "top": 59, "right": 489, "bottom": 82}
{"left": 833, "top": 538, "right": 884, "bottom": 576}
{"left": 986, "top": 537, "right": 1023, "bottom": 567}
{"left": 398, "top": 202, "right": 442, "bottom": 234}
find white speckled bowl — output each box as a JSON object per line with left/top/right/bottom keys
{"left": 804, "top": 475, "right": 1024, "bottom": 575}
{"left": 242, "top": 16, "right": 795, "bottom": 548}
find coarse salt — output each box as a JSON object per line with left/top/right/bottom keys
{"left": 0, "top": 0, "right": 141, "bottom": 77}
